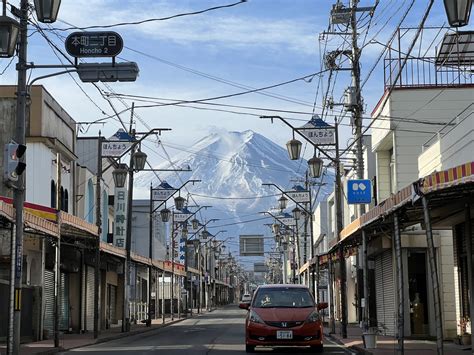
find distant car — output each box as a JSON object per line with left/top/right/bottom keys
{"left": 241, "top": 293, "right": 252, "bottom": 304}
{"left": 240, "top": 284, "right": 323, "bottom": 353}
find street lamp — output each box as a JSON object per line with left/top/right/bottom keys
{"left": 272, "top": 223, "right": 280, "bottom": 235}
{"left": 191, "top": 218, "right": 199, "bottom": 230}
{"left": 34, "top": 0, "right": 61, "bottom": 23}
{"left": 308, "top": 156, "right": 324, "bottom": 178}
{"left": 201, "top": 229, "right": 209, "bottom": 239}
{"left": 174, "top": 196, "right": 186, "bottom": 211}
{"left": 112, "top": 164, "right": 128, "bottom": 188}
{"left": 292, "top": 207, "right": 302, "bottom": 221}
{"left": 444, "top": 0, "right": 472, "bottom": 27}
{"left": 132, "top": 149, "right": 147, "bottom": 171}
{"left": 160, "top": 208, "right": 171, "bottom": 223}
{"left": 286, "top": 136, "right": 302, "bottom": 160}
{"left": 0, "top": 16, "right": 19, "bottom": 57}
{"left": 278, "top": 195, "right": 288, "bottom": 210}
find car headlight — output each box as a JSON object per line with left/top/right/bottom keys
{"left": 249, "top": 310, "right": 264, "bottom": 324}
{"left": 306, "top": 310, "right": 320, "bottom": 323}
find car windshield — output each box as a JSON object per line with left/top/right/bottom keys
{"left": 252, "top": 287, "right": 314, "bottom": 308}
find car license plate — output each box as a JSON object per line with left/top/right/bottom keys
{"left": 276, "top": 330, "right": 293, "bottom": 339}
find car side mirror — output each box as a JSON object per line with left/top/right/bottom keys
{"left": 239, "top": 303, "right": 250, "bottom": 310}
{"left": 317, "top": 302, "right": 328, "bottom": 311}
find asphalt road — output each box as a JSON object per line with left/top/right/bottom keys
{"left": 62, "top": 306, "right": 354, "bottom": 354}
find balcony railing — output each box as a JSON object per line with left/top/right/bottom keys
{"left": 384, "top": 56, "right": 473, "bottom": 88}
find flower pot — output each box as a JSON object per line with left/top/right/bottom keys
{"left": 461, "top": 333, "right": 471, "bottom": 345}
{"left": 362, "top": 332, "right": 377, "bottom": 349}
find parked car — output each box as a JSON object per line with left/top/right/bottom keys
{"left": 240, "top": 284, "right": 323, "bottom": 353}
{"left": 241, "top": 293, "right": 252, "bottom": 304}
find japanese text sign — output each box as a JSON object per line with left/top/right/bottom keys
{"left": 113, "top": 186, "right": 128, "bottom": 248}
{"left": 66, "top": 31, "right": 123, "bottom": 57}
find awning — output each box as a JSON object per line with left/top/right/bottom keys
{"left": 60, "top": 211, "right": 99, "bottom": 239}
{"left": 316, "top": 161, "right": 474, "bottom": 263}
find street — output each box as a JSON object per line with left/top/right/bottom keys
{"left": 62, "top": 306, "right": 353, "bottom": 354}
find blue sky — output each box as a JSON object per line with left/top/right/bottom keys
{"left": 1, "top": 0, "right": 470, "bottom": 165}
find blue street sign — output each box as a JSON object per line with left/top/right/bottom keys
{"left": 347, "top": 179, "right": 372, "bottom": 204}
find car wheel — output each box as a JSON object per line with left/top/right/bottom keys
{"left": 245, "top": 344, "right": 256, "bottom": 353}
{"left": 310, "top": 344, "right": 323, "bottom": 353}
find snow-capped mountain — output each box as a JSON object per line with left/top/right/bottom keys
{"left": 135, "top": 130, "right": 334, "bottom": 268}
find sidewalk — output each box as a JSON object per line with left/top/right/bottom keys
{"left": 325, "top": 324, "right": 471, "bottom": 354}
{"left": 0, "top": 309, "right": 209, "bottom": 355}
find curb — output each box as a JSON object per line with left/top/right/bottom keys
{"left": 36, "top": 312, "right": 207, "bottom": 355}
{"left": 324, "top": 332, "right": 373, "bottom": 355}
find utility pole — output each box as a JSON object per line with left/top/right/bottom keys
{"left": 334, "top": 119, "right": 346, "bottom": 338}
{"left": 94, "top": 134, "right": 102, "bottom": 338}
{"left": 54, "top": 152, "right": 61, "bottom": 348}
{"left": 9, "top": 1, "right": 28, "bottom": 353}
{"left": 350, "top": 0, "right": 366, "bottom": 216}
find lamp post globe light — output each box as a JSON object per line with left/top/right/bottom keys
{"left": 34, "top": 0, "right": 61, "bottom": 23}
{"left": 286, "top": 138, "right": 302, "bottom": 160}
{"left": 191, "top": 218, "right": 200, "bottom": 230}
{"left": 112, "top": 164, "right": 128, "bottom": 188}
{"left": 174, "top": 196, "right": 186, "bottom": 211}
{"left": 132, "top": 149, "right": 147, "bottom": 171}
{"left": 444, "top": 0, "right": 472, "bottom": 27}
{"left": 308, "top": 156, "right": 324, "bottom": 178}
{"left": 272, "top": 223, "right": 280, "bottom": 235}
{"left": 278, "top": 195, "right": 288, "bottom": 210}
{"left": 0, "top": 16, "right": 19, "bottom": 57}
{"left": 160, "top": 208, "right": 171, "bottom": 223}
{"left": 292, "top": 207, "right": 302, "bottom": 221}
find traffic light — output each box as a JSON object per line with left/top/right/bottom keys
{"left": 4, "top": 142, "right": 26, "bottom": 183}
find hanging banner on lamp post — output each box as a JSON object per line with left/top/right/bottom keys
{"left": 113, "top": 186, "right": 128, "bottom": 248}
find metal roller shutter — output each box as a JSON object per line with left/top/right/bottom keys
{"left": 59, "top": 272, "right": 69, "bottom": 330}
{"left": 109, "top": 284, "right": 117, "bottom": 324}
{"left": 43, "top": 270, "right": 55, "bottom": 333}
{"left": 375, "top": 250, "right": 396, "bottom": 336}
{"left": 85, "top": 266, "right": 95, "bottom": 332}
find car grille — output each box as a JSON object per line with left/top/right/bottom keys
{"left": 264, "top": 321, "right": 304, "bottom": 328}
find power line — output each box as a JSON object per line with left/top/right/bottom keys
{"left": 44, "top": 0, "right": 248, "bottom": 31}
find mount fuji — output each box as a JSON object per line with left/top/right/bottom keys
{"left": 135, "top": 130, "right": 334, "bottom": 268}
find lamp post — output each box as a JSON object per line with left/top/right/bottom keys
{"left": 1, "top": 1, "right": 61, "bottom": 353}
{"left": 262, "top": 114, "right": 345, "bottom": 338}
{"left": 443, "top": 0, "right": 472, "bottom": 27}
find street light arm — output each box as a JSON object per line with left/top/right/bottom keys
{"left": 102, "top": 128, "right": 172, "bottom": 174}
{"left": 261, "top": 182, "right": 311, "bottom": 214}
{"left": 188, "top": 219, "right": 219, "bottom": 240}
{"left": 152, "top": 179, "right": 201, "bottom": 213}
{"left": 260, "top": 115, "right": 335, "bottom": 163}
{"left": 259, "top": 211, "right": 295, "bottom": 231}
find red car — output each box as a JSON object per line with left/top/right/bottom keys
{"left": 240, "top": 284, "right": 324, "bottom": 353}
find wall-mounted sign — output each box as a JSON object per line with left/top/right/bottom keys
{"left": 66, "top": 31, "right": 123, "bottom": 57}
{"left": 347, "top": 179, "right": 372, "bottom": 204}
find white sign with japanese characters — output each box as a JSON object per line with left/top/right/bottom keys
{"left": 174, "top": 212, "right": 191, "bottom": 223}
{"left": 152, "top": 188, "right": 177, "bottom": 201}
{"left": 286, "top": 190, "right": 311, "bottom": 204}
{"left": 299, "top": 127, "right": 335, "bottom": 145}
{"left": 102, "top": 141, "right": 131, "bottom": 157}
{"left": 113, "top": 187, "right": 128, "bottom": 248}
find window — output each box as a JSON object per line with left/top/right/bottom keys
{"left": 64, "top": 189, "right": 69, "bottom": 213}
{"left": 86, "top": 179, "right": 94, "bottom": 223}
{"left": 50, "top": 180, "right": 56, "bottom": 208}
